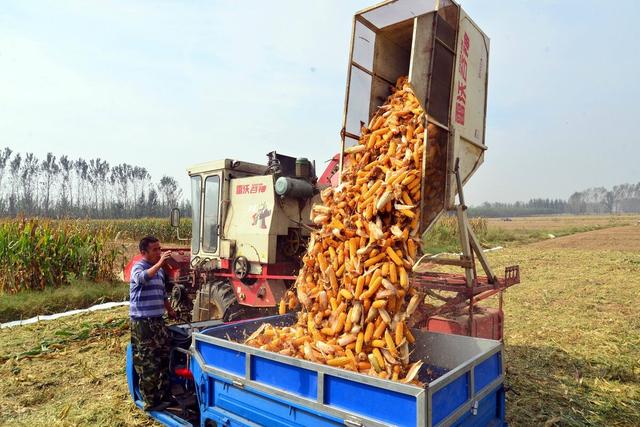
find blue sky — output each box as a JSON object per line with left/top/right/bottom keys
{"left": 1, "top": 1, "right": 638, "bottom": 205}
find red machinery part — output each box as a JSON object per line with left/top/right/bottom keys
{"left": 229, "top": 278, "right": 286, "bottom": 308}
{"left": 426, "top": 308, "right": 504, "bottom": 341}
{"left": 413, "top": 266, "right": 520, "bottom": 341}
{"left": 123, "top": 247, "right": 191, "bottom": 282}
{"left": 317, "top": 153, "right": 340, "bottom": 187}
{"left": 174, "top": 367, "right": 194, "bottom": 380}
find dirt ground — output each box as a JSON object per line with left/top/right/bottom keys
{"left": 530, "top": 224, "right": 640, "bottom": 250}
{"left": 487, "top": 214, "right": 640, "bottom": 231}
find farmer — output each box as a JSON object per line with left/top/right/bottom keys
{"left": 129, "top": 235, "right": 177, "bottom": 411}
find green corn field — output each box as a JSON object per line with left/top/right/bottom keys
{"left": 0, "top": 217, "right": 192, "bottom": 294}
{"left": 0, "top": 219, "right": 122, "bottom": 293}
{"left": 74, "top": 217, "right": 192, "bottom": 243}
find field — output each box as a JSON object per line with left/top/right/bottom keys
{"left": 0, "top": 217, "right": 639, "bottom": 426}
{"left": 0, "top": 218, "right": 190, "bottom": 322}
{"left": 423, "top": 214, "right": 640, "bottom": 254}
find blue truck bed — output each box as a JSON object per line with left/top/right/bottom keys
{"left": 127, "top": 314, "right": 506, "bottom": 426}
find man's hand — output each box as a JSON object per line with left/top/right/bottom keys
{"left": 157, "top": 250, "right": 172, "bottom": 266}
{"left": 145, "top": 250, "right": 172, "bottom": 280}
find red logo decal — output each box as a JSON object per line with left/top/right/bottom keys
{"left": 455, "top": 32, "right": 470, "bottom": 125}
{"left": 236, "top": 184, "right": 267, "bottom": 195}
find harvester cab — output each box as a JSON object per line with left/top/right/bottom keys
{"left": 170, "top": 152, "right": 325, "bottom": 322}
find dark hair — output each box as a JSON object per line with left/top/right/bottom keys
{"left": 139, "top": 235, "right": 159, "bottom": 253}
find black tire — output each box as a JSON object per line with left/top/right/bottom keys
{"left": 191, "top": 280, "right": 244, "bottom": 322}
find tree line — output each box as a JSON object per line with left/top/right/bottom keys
{"left": 470, "top": 183, "right": 640, "bottom": 217}
{"left": 0, "top": 148, "right": 189, "bottom": 218}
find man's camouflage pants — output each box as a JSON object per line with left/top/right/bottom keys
{"left": 131, "top": 317, "right": 170, "bottom": 409}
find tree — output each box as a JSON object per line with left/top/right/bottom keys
{"left": 0, "top": 147, "right": 186, "bottom": 218}
{"left": 88, "top": 159, "right": 109, "bottom": 213}
{"left": 20, "top": 153, "right": 40, "bottom": 214}
{"left": 131, "top": 166, "right": 150, "bottom": 216}
{"left": 111, "top": 163, "right": 132, "bottom": 216}
{"left": 59, "top": 155, "right": 73, "bottom": 214}
{"left": 158, "top": 175, "right": 182, "bottom": 213}
{"left": 0, "top": 148, "right": 12, "bottom": 214}
{"left": 147, "top": 187, "right": 160, "bottom": 216}
{"left": 603, "top": 191, "right": 615, "bottom": 214}
{"left": 74, "top": 158, "right": 89, "bottom": 212}
{"left": 41, "top": 153, "right": 60, "bottom": 215}
{"left": 9, "top": 154, "right": 21, "bottom": 215}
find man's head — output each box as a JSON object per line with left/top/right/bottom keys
{"left": 139, "top": 235, "right": 161, "bottom": 263}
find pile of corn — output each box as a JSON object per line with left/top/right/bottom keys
{"left": 247, "top": 77, "right": 425, "bottom": 382}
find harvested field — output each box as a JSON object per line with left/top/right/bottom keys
{"left": 529, "top": 224, "right": 640, "bottom": 251}
{"left": 487, "top": 214, "right": 640, "bottom": 232}
{"left": 1, "top": 224, "right": 639, "bottom": 426}
{"left": 0, "top": 307, "right": 152, "bottom": 426}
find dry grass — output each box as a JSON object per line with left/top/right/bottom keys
{"left": 488, "top": 246, "right": 640, "bottom": 426}
{"left": 423, "top": 214, "right": 638, "bottom": 254}
{"left": 487, "top": 214, "right": 640, "bottom": 232}
{"left": 0, "top": 307, "right": 154, "bottom": 426}
{"left": 529, "top": 224, "right": 640, "bottom": 251}
{"left": 0, "top": 225, "right": 638, "bottom": 426}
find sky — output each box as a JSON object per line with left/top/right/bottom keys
{"left": 1, "top": 0, "right": 639, "bottom": 205}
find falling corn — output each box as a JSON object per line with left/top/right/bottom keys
{"left": 244, "top": 77, "right": 424, "bottom": 384}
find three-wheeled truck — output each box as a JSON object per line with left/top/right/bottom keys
{"left": 127, "top": 1, "right": 517, "bottom": 425}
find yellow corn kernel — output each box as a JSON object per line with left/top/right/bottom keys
{"left": 327, "top": 356, "right": 351, "bottom": 367}
{"left": 405, "top": 327, "right": 416, "bottom": 344}
{"left": 339, "top": 289, "right": 353, "bottom": 301}
{"left": 354, "top": 275, "right": 365, "bottom": 299}
{"left": 399, "top": 266, "right": 409, "bottom": 288}
{"left": 321, "top": 327, "right": 335, "bottom": 336}
{"left": 406, "top": 124, "right": 414, "bottom": 140}
{"left": 364, "top": 252, "right": 386, "bottom": 267}
{"left": 344, "top": 308, "right": 353, "bottom": 333}
{"left": 401, "top": 191, "right": 413, "bottom": 206}
{"left": 328, "top": 266, "right": 338, "bottom": 293}
{"left": 381, "top": 262, "right": 390, "bottom": 277}
{"left": 395, "top": 322, "right": 404, "bottom": 346}
{"left": 372, "top": 348, "right": 386, "bottom": 369}
{"left": 349, "top": 238, "right": 358, "bottom": 262}
{"left": 384, "top": 329, "right": 397, "bottom": 356}
{"left": 386, "top": 247, "right": 403, "bottom": 266}
{"left": 361, "top": 276, "right": 383, "bottom": 300}
{"left": 389, "top": 262, "right": 397, "bottom": 284}
{"left": 400, "top": 209, "right": 415, "bottom": 218}
{"left": 364, "top": 322, "right": 374, "bottom": 343}
{"left": 329, "top": 246, "right": 338, "bottom": 270}
{"left": 334, "top": 312, "right": 347, "bottom": 335}
{"left": 355, "top": 332, "right": 364, "bottom": 354}
{"left": 401, "top": 174, "right": 416, "bottom": 186}
{"left": 373, "top": 321, "right": 387, "bottom": 339}
{"left": 372, "top": 299, "right": 387, "bottom": 309}
{"left": 317, "top": 253, "right": 328, "bottom": 274}
{"left": 407, "top": 239, "right": 416, "bottom": 259}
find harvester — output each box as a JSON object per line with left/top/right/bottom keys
{"left": 126, "top": 1, "right": 519, "bottom": 425}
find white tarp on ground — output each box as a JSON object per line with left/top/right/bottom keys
{"left": 1, "top": 301, "right": 130, "bottom": 329}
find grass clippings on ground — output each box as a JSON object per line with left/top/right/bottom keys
{"left": 0, "top": 280, "right": 129, "bottom": 323}
{"left": 0, "top": 225, "right": 639, "bottom": 426}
